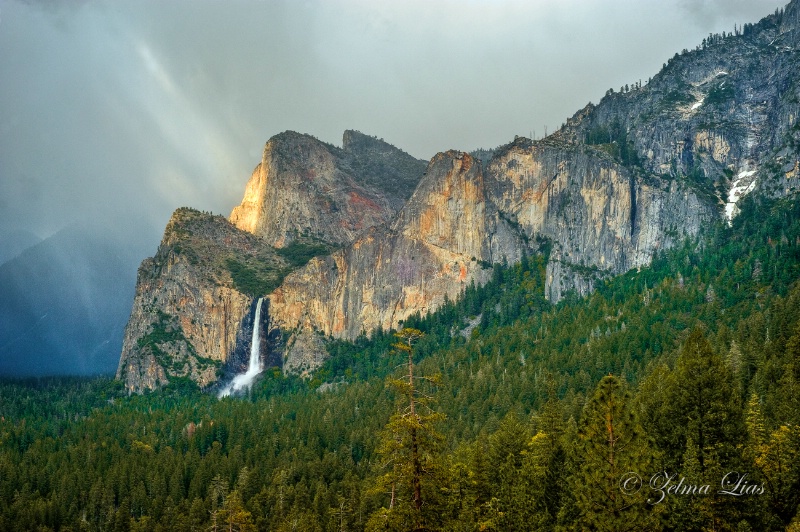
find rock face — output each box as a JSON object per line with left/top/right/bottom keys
{"left": 483, "top": 138, "right": 711, "bottom": 300}
{"left": 269, "top": 151, "right": 529, "bottom": 374}
{"left": 556, "top": 3, "right": 800, "bottom": 217}
{"left": 118, "top": 1, "right": 800, "bottom": 389}
{"left": 118, "top": 133, "right": 425, "bottom": 392}
{"left": 116, "top": 208, "right": 288, "bottom": 392}
{"left": 269, "top": 140, "right": 713, "bottom": 370}
{"left": 229, "top": 130, "right": 426, "bottom": 248}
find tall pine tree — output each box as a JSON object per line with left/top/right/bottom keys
{"left": 367, "top": 329, "right": 445, "bottom": 532}
{"left": 570, "top": 375, "right": 656, "bottom": 531}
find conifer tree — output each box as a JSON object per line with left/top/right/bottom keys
{"left": 486, "top": 413, "right": 532, "bottom": 529}
{"left": 746, "top": 393, "right": 800, "bottom": 527}
{"left": 570, "top": 375, "right": 655, "bottom": 531}
{"left": 671, "top": 329, "right": 744, "bottom": 473}
{"left": 662, "top": 329, "right": 746, "bottom": 529}
{"left": 367, "top": 328, "right": 445, "bottom": 532}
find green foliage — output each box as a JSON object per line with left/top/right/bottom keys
{"left": 661, "top": 89, "right": 696, "bottom": 108}
{"left": 136, "top": 309, "right": 217, "bottom": 377}
{"left": 369, "top": 329, "right": 446, "bottom": 531}
{"left": 3, "top": 195, "right": 800, "bottom": 529}
{"left": 225, "top": 257, "right": 286, "bottom": 297}
{"left": 226, "top": 238, "right": 334, "bottom": 297}
{"left": 275, "top": 239, "right": 333, "bottom": 268}
{"left": 585, "top": 120, "right": 642, "bottom": 167}
{"left": 706, "top": 81, "right": 735, "bottom": 106}
{"left": 570, "top": 376, "right": 657, "bottom": 531}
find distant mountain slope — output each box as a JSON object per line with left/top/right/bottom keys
{"left": 556, "top": 2, "right": 800, "bottom": 217}
{"left": 0, "top": 223, "right": 149, "bottom": 376}
{"left": 0, "top": 229, "right": 41, "bottom": 265}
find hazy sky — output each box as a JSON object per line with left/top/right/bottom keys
{"left": 0, "top": 0, "right": 788, "bottom": 248}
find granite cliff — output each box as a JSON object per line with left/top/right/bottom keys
{"left": 117, "top": 132, "right": 425, "bottom": 392}
{"left": 556, "top": 3, "right": 800, "bottom": 220}
{"left": 116, "top": 208, "right": 287, "bottom": 392}
{"left": 229, "top": 130, "right": 425, "bottom": 248}
{"left": 483, "top": 138, "right": 711, "bottom": 301}
{"left": 118, "top": 1, "right": 800, "bottom": 390}
{"left": 269, "top": 151, "right": 529, "bottom": 374}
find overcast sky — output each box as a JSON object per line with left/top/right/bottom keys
{"left": 0, "top": 0, "right": 788, "bottom": 248}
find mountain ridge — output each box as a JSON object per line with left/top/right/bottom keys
{"left": 117, "top": 0, "right": 800, "bottom": 391}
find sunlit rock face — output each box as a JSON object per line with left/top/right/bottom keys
{"left": 119, "top": 132, "right": 425, "bottom": 392}
{"left": 269, "top": 141, "right": 714, "bottom": 374}
{"left": 229, "top": 130, "right": 425, "bottom": 248}
{"left": 268, "top": 151, "right": 530, "bottom": 374}
{"left": 119, "top": 4, "right": 800, "bottom": 387}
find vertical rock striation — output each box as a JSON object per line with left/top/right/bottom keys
{"left": 268, "top": 151, "right": 530, "bottom": 373}
{"left": 483, "top": 138, "right": 712, "bottom": 300}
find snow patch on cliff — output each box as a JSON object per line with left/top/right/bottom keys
{"left": 725, "top": 169, "right": 757, "bottom": 223}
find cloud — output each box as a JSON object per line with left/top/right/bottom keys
{"left": 0, "top": 0, "right": 788, "bottom": 244}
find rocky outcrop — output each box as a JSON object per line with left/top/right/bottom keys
{"left": 229, "top": 130, "right": 425, "bottom": 248}
{"left": 116, "top": 208, "right": 288, "bottom": 392}
{"left": 269, "top": 141, "right": 714, "bottom": 371}
{"left": 119, "top": 132, "right": 425, "bottom": 392}
{"left": 556, "top": 3, "right": 800, "bottom": 216}
{"left": 341, "top": 130, "right": 429, "bottom": 211}
{"left": 483, "top": 138, "right": 712, "bottom": 300}
{"left": 268, "top": 151, "right": 530, "bottom": 373}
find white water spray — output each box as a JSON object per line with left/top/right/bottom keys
{"left": 219, "top": 297, "right": 264, "bottom": 397}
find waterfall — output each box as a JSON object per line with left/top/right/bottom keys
{"left": 219, "top": 297, "right": 264, "bottom": 397}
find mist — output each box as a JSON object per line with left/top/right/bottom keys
{"left": 0, "top": 0, "right": 788, "bottom": 375}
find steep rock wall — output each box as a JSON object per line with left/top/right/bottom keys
{"left": 116, "top": 208, "right": 286, "bottom": 392}
{"left": 119, "top": 131, "right": 425, "bottom": 392}
{"left": 556, "top": 6, "right": 800, "bottom": 213}
{"left": 269, "top": 151, "right": 529, "bottom": 373}
{"left": 230, "top": 131, "right": 425, "bottom": 247}
{"left": 484, "top": 139, "right": 713, "bottom": 300}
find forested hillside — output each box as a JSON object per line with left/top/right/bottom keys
{"left": 1, "top": 194, "right": 799, "bottom": 531}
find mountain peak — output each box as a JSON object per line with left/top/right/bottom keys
{"left": 342, "top": 129, "right": 395, "bottom": 154}
{"left": 781, "top": 0, "right": 800, "bottom": 42}
{"left": 230, "top": 130, "right": 425, "bottom": 248}
{"left": 117, "top": 1, "right": 800, "bottom": 390}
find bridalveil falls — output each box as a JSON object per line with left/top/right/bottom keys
{"left": 218, "top": 297, "right": 264, "bottom": 397}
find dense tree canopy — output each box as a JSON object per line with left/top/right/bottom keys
{"left": 2, "top": 195, "right": 800, "bottom": 530}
